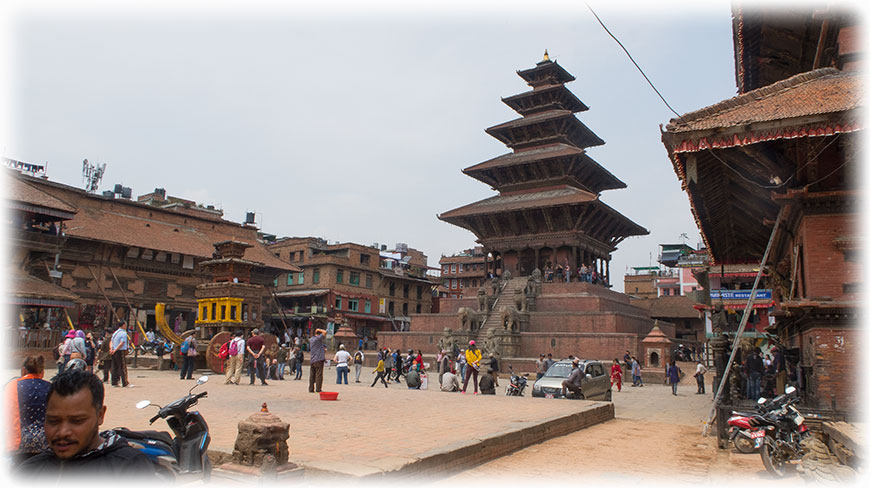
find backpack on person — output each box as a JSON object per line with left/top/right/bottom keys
{"left": 229, "top": 339, "right": 239, "bottom": 356}
{"left": 219, "top": 341, "right": 230, "bottom": 360}
{"left": 180, "top": 338, "right": 190, "bottom": 354}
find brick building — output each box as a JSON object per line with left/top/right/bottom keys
{"left": 266, "top": 238, "right": 435, "bottom": 346}
{"left": 6, "top": 168, "right": 298, "bottom": 362}
{"left": 439, "top": 247, "right": 487, "bottom": 298}
{"left": 661, "top": 5, "right": 862, "bottom": 414}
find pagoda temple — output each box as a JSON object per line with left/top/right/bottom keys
{"left": 195, "top": 240, "right": 269, "bottom": 338}
{"left": 439, "top": 53, "right": 648, "bottom": 281}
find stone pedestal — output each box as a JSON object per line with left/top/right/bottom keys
{"left": 498, "top": 331, "right": 522, "bottom": 358}
{"left": 231, "top": 405, "right": 290, "bottom": 467}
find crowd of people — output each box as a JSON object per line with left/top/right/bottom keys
{"left": 53, "top": 321, "right": 134, "bottom": 388}
{"left": 542, "top": 262, "right": 609, "bottom": 286}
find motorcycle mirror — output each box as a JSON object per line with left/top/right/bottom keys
{"left": 785, "top": 386, "right": 796, "bottom": 394}
{"left": 757, "top": 397, "right": 767, "bottom": 405}
{"left": 196, "top": 375, "right": 209, "bottom": 385}
{"left": 136, "top": 400, "right": 152, "bottom": 409}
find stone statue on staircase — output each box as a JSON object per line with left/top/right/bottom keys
{"left": 513, "top": 287, "right": 527, "bottom": 312}
{"left": 478, "top": 287, "right": 488, "bottom": 312}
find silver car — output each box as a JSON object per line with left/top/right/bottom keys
{"left": 531, "top": 359, "right": 612, "bottom": 401}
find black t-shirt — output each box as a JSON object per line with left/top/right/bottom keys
{"left": 746, "top": 354, "right": 765, "bottom": 375}
{"left": 17, "top": 436, "right": 157, "bottom": 479}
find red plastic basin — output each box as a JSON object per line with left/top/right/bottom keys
{"left": 319, "top": 391, "right": 339, "bottom": 401}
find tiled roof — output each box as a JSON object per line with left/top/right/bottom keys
{"left": 6, "top": 174, "right": 77, "bottom": 216}
{"left": 463, "top": 144, "right": 626, "bottom": 190}
{"left": 12, "top": 271, "right": 79, "bottom": 302}
{"left": 487, "top": 109, "right": 576, "bottom": 132}
{"left": 439, "top": 186, "right": 597, "bottom": 219}
{"left": 65, "top": 206, "right": 299, "bottom": 272}
{"left": 15, "top": 173, "right": 300, "bottom": 273}
{"left": 664, "top": 69, "right": 863, "bottom": 148}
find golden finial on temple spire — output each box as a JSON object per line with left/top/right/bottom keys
{"left": 543, "top": 50, "right": 550, "bottom": 62}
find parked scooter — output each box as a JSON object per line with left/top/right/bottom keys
{"left": 505, "top": 365, "right": 529, "bottom": 397}
{"left": 115, "top": 375, "right": 212, "bottom": 481}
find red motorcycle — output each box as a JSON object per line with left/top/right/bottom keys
{"left": 727, "top": 386, "right": 799, "bottom": 454}
{"left": 727, "top": 411, "right": 763, "bottom": 453}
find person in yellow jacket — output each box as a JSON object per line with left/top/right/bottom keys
{"left": 370, "top": 352, "right": 388, "bottom": 388}
{"left": 461, "top": 340, "right": 482, "bottom": 394}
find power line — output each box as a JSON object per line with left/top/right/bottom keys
{"left": 584, "top": 3, "right": 682, "bottom": 120}
{"left": 584, "top": 2, "right": 848, "bottom": 192}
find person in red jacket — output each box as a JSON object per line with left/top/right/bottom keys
{"left": 610, "top": 358, "right": 623, "bottom": 392}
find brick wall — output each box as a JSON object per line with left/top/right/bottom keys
{"left": 438, "top": 298, "right": 478, "bottom": 314}
{"left": 526, "top": 312, "right": 669, "bottom": 335}
{"left": 800, "top": 326, "right": 861, "bottom": 413}
{"left": 799, "top": 213, "right": 859, "bottom": 300}
{"left": 406, "top": 314, "right": 458, "bottom": 333}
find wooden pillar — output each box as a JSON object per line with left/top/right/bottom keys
{"left": 606, "top": 258, "right": 611, "bottom": 285}
{"left": 534, "top": 247, "right": 540, "bottom": 272}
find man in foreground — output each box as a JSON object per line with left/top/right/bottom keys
{"left": 16, "top": 369, "right": 157, "bottom": 478}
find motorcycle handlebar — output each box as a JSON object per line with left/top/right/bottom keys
{"left": 149, "top": 413, "right": 161, "bottom": 424}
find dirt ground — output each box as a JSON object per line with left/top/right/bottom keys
{"left": 438, "top": 375, "right": 797, "bottom": 486}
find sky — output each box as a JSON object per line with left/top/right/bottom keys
{"left": 1, "top": 0, "right": 772, "bottom": 291}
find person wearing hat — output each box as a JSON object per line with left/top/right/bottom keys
{"left": 59, "top": 330, "right": 77, "bottom": 375}
{"left": 108, "top": 321, "right": 130, "bottom": 388}
{"left": 561, "top": 358, "right": 583, "bottom": 399}
{"left": 333, "top": 344, "right": 351, "bottom": 385}
{"left": 461, "top": 340, "right": 482, "bottom": 394}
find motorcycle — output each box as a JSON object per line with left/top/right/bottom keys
{"left": 727, "top": 386, "right": 799, "bottom": 453}
{"left": 115, "top": 375, "right": 212, "bottom": 481}
{"left": 746, "top": 388, "right": 811, "bottom": 477}
{"left": 505, "top": 365, "right": 529, "bottom": 397}
{"left": 138, "top": 339, "right": 173, "bottom": 356}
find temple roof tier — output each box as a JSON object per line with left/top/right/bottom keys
{"left": 485, "top": 110, "right": 604, "bottom": 151}
{"left": 439, "top": 187, "right": 647, "bottom": 247}
{"left": 502, "top": 84, "right": 588, "bottom": 116}
{"left": 462, "top": 143, "right": 625, "bottom": 194}
{"left": 517, "top": 59, "right": 575, "bottom": 88}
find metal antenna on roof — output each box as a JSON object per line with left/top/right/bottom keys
{"left": 82, "top": 158, "right": 107, "bottom": 193}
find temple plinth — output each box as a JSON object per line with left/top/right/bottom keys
{"left": 439, "top": 54, "right": 647, "bottom": 281}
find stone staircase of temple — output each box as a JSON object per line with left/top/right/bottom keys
{"left": 476, "top": 276, "right": 528, "bottom": 341}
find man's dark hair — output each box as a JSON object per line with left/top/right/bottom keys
{"left": 49, "top": 370, "right": 104, "bottom": 411}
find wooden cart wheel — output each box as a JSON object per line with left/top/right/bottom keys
{"left": 262, "top": 333, "right": 279, "bottom": 358}
{"left": 207, "top": 331, "right": 232, "bottom": 374}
